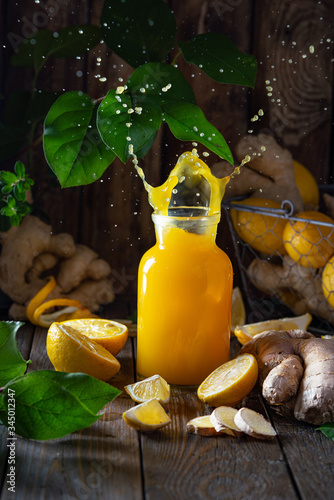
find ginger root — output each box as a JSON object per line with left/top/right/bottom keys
{"left": 241, "top": 329, "right": 334, "bottom": 425}
{"left": 213, "top": 133, "right": 304, "bottom": 212}
{"left": 0, "top": 215, "right": 115, "bottom": 320}
{"left": 247, "top": 256, "right": 334, "bottom": 325}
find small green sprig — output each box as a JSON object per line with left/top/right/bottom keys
{"left": 0, "top": 161, "right": 34, "bottom": 228}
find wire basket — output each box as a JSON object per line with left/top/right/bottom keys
{"left": 222, "top": 196, "right": 334, "bottom": 335}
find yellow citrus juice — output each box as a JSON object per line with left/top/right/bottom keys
{"left": 137, "top": 216, "right": 233, "bottom": 385}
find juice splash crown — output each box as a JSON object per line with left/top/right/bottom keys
{"left": 135, "top": 149, "right": 240, "bottom": 215}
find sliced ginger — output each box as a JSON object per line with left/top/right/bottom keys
{"left": 234, "top": 407, "right": 277, "bottom": 440}
{"left": 210, "top": 406, "right": 243, "bottom": 437}
{"left": 187, "top": 415, "right": 234, "bottom": 437}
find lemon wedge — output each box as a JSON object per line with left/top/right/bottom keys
{"left": 125, "top": 375, "right": 170, "bottom": 403}
{"left": 234, "top": 313, "right": 312, "bottom": 346}
{"left": 197, "top": 354, "right": 258, "bottom": 407}
{"left": 231, "top": 287, "right": 246, "bottom": 333}
{"left": 122, "top": 398, "right": 171, "bottom": 432}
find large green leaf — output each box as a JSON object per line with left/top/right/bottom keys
{"left": 97, "top": 90, "right": 162, "bottom": 163}
{"left": 0, "top": 371, "right": 121, "bottom": 440}
{"left": 127, "top": 62, "right": 196, "bottom": 105}
{"left": 0, "top": 322, "right": 28, "bottom": 386}
{"left": 163, "top": 101, "right": 233, "bottom": 164}
{"left": 178, "top": 33, "right": 257, "bottom": 87}
{"left": 44, "top": 91, "right": 115, "bottom": 187}
{"left": 100, "top": 0, "right": 176, "bottom": 67}
{"left": 11, "top": 25, "right": 101, "bottom": 71}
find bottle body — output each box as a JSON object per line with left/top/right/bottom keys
{"left": 136, "top": 213, "right": 233, "bottom": 386}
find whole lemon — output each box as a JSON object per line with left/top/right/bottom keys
{"left": 230, "top": 198, "right": 286, "bottom": 255}
{"left": 283, "top": 211, "right": 334, "bottom": 268}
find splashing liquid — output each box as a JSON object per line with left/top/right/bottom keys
{"left": 136, "top": 150, "right": 239, "bottom": 385}
{"left": 135, "top": 149, "right": 240, "bottom": 215}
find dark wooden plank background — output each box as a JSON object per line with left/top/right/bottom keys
{"left": 1, "top": 0, "right": 333, "bottom": 306}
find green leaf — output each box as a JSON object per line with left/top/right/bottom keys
{"left": 47, "top": 25, "right": 101, "bottom": 59}
{"left": 97, "top": 90, "right": 161, "bottom": 163}
{"left": 14, "top": 161, "right": 25, "bottom": 178}
{"left": 0, "top": 371, "right": 121, "bottom": 440}
{"left": 13, "top": 184, "right": 26, "bottom": 202}
{"left": 127, "top": 62, "right": 196, "bottom": 105}
{"left": 178, "top": 33, "right": 257, "bottom": 87}
{"left": 162, "top": 101, "right": 233, "bottom": 164}
{"left": 317, "top": 423, "right": 334, "bottom": 440}
{"left": 0, "top": 322, "right": 28, "bottom": 386}
{"left": 10, "top": 214, "right": 21, "bottom": 226}
{"left": 11, "top": 30, "right": 54, "bottom": 71}
{"left": 100, "top": 0, "right": 176, "bottom": 67}
{"left": 11, "top": 26, "right": 101, "bottom": 71}
{"left": 44, "top": 91, "right": 116, "bottom": 187}
{"left": 1, "top": 171, "right": 17, "bottom": 185}
{"left": 6, "top": 196, "right": 16, "bottom": 209}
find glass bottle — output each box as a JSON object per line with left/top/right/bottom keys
{"left": 136, "top": 207, "right": 233, "bottom": 386}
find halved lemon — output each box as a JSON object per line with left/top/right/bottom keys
{"left": 46, "top": 322, "right": 121, "bottom": 381}
{"left": 231, "top": 287, "right": 246, "bottom": 333}
{"left": 234, "top": 313, "right": 312, "bottom": 346}
{"left": 125, "top": 375, "right": 170, "bottom": 403}
{"left": 55, "top": 318, "right": 128, "bottom": 356}
{"left": 122, "top": 398, "right": 171, "bottom": 432}
{"left": 197, "top": 353, "right": 258, "bottom": 407}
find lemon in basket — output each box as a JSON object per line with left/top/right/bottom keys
{"left": 230, "top": 198, "right": 286, "bottom": 255}
{"left": 283, "top": 211, "right": 334, "bottom": 268}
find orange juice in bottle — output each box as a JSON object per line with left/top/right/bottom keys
{"left": 136, "top": 151, "right": 236, "bottom": 385}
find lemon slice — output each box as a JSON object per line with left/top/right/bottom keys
{"left": 125, "top": 375, "right": 170, "bottom": 403}
{"left": 234, "top": 313, "right": 312, "bottom": 346}
{"left": 231, "top": 287, "right": 246, "bottom": 333}
{"left": 56, "top": 318, "right": 128, "bottom": 356}
{"left": 122, "top": 398, "right": 171, "bottom": 432}
{"left": 197, "top": 354, "right": 258, "bottom": 407}
{"left": 46, "top": 323, "right": 121, "bottom": 381}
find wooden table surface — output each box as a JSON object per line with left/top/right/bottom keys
{"left": 1, "top": 317, "right": 333, "bottom": 500}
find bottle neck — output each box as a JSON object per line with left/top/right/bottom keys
{"left": 152, "top": 212, "right": 220, "bottom": 246}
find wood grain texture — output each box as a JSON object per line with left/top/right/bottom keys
{"left": 251, "top": 0, "right": 334, "bottom": 182}
{"left": 140, "top": 387, "right": 299, "bottom": 500}
{"left": 0, "top": 330, "right": 143, "bottom": 500}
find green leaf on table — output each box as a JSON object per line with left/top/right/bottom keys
{"left": 178, "top": 33, "right": 257, "bottom": 87}
{"left": 0, "top": 371, "right": 121, "bottom": 440}
{"left": 100, "top": 0, "right": 176, "bottom": 68}
{"left": 11, "top": 25, "right": 101, "bottom": 71}
{"left": 317, "top": 423, "right": 334, "bottom": 440}
{"left": 44, "top": 91, "right": 115, "bottom": 187}
{"left": 127, "top": 62, "right": 196, "bottom": 105}
{"left": 0, "top": 321, "right": 28, "bottom": 386}
{"left": 97, "top": 90, "right": 161, "bottom": 163}
{"left": 162, "top": 101, "right": 233, "bottom": 164}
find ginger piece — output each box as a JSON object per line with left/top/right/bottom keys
{"left": 186, "top": 415, "right": 232, "bottom": 436}
{"left": 247, "top": 256, "right": 334, "bottom": 325}
{"left": 210, "top": 406, "right": 243, "bottom": 437}
{"left": 0, "top": 214, "right": 115, "bottom": 320}
{"left": 241, "top": 330, "right": 334, "bottom": 425}
{"left": 213, "top": 134, "right": 304, "bottom": 212}
{"left": 0, "top": 215, "right": 76, "bottom": 304}
{"left": 234, "top": 407, "right": 277, "bottom": 439}
{"left": 56, "top": 244, "right": 111, "bottom": 293}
